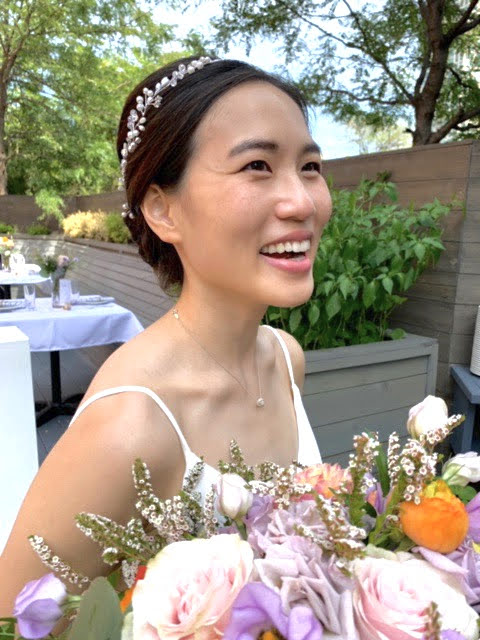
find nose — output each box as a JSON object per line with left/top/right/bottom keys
{"left": 273, "top": 174, "right": 317, "bottom": 221}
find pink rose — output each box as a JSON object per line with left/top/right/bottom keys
{"left": 353, "top": 554, "right": 479, "bottom": 640}
{"left": 132, "top": 534, "right": 253, "bottom": 640}
{"left": 295, "top": 463, "right": 352, "bottom": 500}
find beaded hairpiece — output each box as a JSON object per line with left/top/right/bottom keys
{"left": 120, "top": 56, "right": 215, "bottom": 219}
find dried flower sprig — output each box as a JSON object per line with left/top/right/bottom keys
{"left": 296, "top": 494, "right": 366, "bottom": 572}
{"left": 28, "top": 535, "right": 90, "bottom": 587}
{"left": 422, "top": 602, "right": 442, "bottom": 640}
{"left": 418, "top": 414, "right": 465, "bottom": 453}
{"left": 218, "top": 440, "right": 255, "bottom": 481}
{"left": 254, "top": 462, "right": 313, "bottom": 508}
{"left": 347, "top": 432, "right": 380, "bottom": 527}
{"left": 387, "top": 432, "right": 401, "bottom": 485}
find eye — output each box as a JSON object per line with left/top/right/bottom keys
{"left": 243, "top": 160, "right": 272, "bottom": 172}
{"left": 302, "top": 161, "right": 322, "bottom": 173}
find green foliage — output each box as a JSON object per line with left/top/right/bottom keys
{"left": 62, "top": 210, "right": 131, "bottom": 244}
{"left": 0, "top": 222, "right": 15, "bottom": 234}
{"left": 208, "top": 0, "right": 480, "bottom": 143}
{"left": 67, "top": 578, "right": 123, "bottom": 640}
{"left": 265, "top": 178, "right": 451, "bottom": 350}
{"left": 105, "top": 213, "right": 131, "bottom": 244}
{"left": 26, "top": 222, "right": 52, "bottom": 236}
{"left": 35, "top": 254, "right": 58, "bottom": 276}
{"left": 1, "top": 0, "right": 190, "bottom": 202}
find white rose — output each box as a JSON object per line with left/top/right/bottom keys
{"left": 216, "top": 472, "right": 253, "bottom": 520}
{"left": 406, "top": 395, "right": 449, "bottom": 439}
{"left": 443, "top": 452, "right": 480, "bottom": 487}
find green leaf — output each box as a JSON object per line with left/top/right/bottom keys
{"left": 67, "top": 577, "right": 123, "bottom": 640}
{"left": 375, "top": 445, "right": 390, "bottom": 496}
{"left": 390, "top": 328, "right": 406, "bottom": 340}
{"left": 338, "top": 275, "right": 351, "bottom": 300}
{"left": 0, "top": 619, "right": 15, "bottom": 638}
{"left": 449, "top": 484, "right": 477, "bottom": 504}
{"left": 289, "top": 307, "right": 302, "bottom": 333}
{"left": 414, "top": 243, "right": 426, "bottom": 261}
{"left": 326, "top": 291, "right": 342, "bottom": 320}
{"left": 362, "top": 281, "right": 376, "bottom": 309}
{"left": 382, "top": 276, "right": 393, "bottom": 294}
{"left": 308, "top": 302, "right": 320, "bottom": 326}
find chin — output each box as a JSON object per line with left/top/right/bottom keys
{"left": 266, "top": 278, "right": 314, "bottom": 309}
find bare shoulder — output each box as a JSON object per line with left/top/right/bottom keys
{"left": 273, "top": 328, "right": 306, "bottom": 392}
{"left": 0, "top": 340, "right": 185, "bottom": 615}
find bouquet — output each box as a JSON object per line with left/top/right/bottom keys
{"left": 5, "top": 395, "right": 480, "bottom": 640}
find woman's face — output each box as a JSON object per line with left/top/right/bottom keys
{"left": 169, "top": 80, "right": 332, "bottom": 309}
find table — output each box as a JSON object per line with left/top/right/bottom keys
{"left": 449, "top": 364, "right": 480, "bottom": 453}
{"left": 0, "top": 297, "right": 144, "bottom": 426}
{"left": 0, "top": 272, "right": 49, "bottom": 299}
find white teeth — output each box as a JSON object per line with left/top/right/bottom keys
{"left": 260, "top": 239, "right": 311, "bottom": 254}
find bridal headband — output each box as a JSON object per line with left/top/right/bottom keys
{"left": 120, "top": 56, "right": 215, "bottom": 219}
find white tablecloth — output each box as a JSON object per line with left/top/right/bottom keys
{"left": 0, "top": 297, "right": 144, "bottom": 351}
{"left": 0, "top": 273, "right": 49, "bottom": 286}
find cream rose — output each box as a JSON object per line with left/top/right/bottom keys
{"left": 406, "top": 395, "right": 449, "bottom": 439}
{"left": 132, "top": 534, "right": 253, "bottom": 640}
{"left": 353, "top": 554, "right": 479, "bottom": 640}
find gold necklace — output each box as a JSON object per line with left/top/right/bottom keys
{"left": 173, "top": 308, "right": 265, "bottom": 408}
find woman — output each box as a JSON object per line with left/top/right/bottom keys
{"left": 0, "top": 56, "right": 332, "bottom": 612}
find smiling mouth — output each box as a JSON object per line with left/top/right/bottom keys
{"left": 259, "top": 239, "right": 310, "bottom": 260}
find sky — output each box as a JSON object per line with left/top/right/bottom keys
{"left": 153, "top": 2, "right": 360, "bottom": 159}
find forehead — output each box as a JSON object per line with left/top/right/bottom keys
{"left": 193, "top": 81, "right": 311, "bottom": 153}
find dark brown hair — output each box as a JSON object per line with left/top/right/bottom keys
{"left": 117, "top": 56, "right": 309, "bottom": 294}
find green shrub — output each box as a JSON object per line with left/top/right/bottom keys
{"left": 105, "top": 213, "right": 131, "bottom": 244}
{"left": 26, "top": 222, "right": 51, "bottom": 236}
{"left": 62, "top": 210, "right": 131, "bottom": 244}
{"left": 265, "top": 178, "right": 451, "bottom": 350}
{"left": 0, "top": 222, "right": 15, "bottom": 234}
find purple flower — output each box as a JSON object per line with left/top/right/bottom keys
{"left": 14, "top": 573, "right": 67, "bottom": 639}
{"left": 223, "top": 582, "right": 322, "bottom": 640}
{"left": 441, "top": 632, "right": 467, "bottom": 640}
{"left": 467, "top": 493, "right": 480, "bottom": 541}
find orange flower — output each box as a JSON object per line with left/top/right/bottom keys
{"left": 295, "top": 463, "right": 352, "bottom": 500}
{"left": 120, "top": 564, "right": 147, "bottom": 613}
{"left": 399, "top": 479, "right": 468, "bottom": 553}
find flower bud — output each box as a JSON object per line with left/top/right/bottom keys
{"left": 14, "top": 573, "right": 67, "bottom": 639}
{"left": 443, "top": 452, "right": 480, "bottom": 487}
{"left": 216, "top": 473, "right": 253, "bottom": 521}
{"left": 406, "top": 395, "right": 448, "bottom": 439}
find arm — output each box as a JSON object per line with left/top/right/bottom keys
{"left": 0, "top": 392, "right": 185, "bottom": 616}
{"left": 276, "top": 329, "right": 306, "bottom": 393}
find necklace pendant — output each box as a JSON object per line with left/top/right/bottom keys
{"left": 256, "top": 397, "right": 265, "bottom": 408}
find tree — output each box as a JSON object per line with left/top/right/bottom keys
{"left": 0, "top": 0, "right": 178, "bottom": 199}
{"left": 208, "top": 0, "right": 480, "bottom": 146}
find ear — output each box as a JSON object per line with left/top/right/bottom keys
{"left": 140, "top": 184, "right": 182, "bottom": 245}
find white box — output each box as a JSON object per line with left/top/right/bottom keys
{"left": 0, "top": 326, "right": 38, "bottom": 553}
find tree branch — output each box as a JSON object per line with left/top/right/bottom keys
{"left": 341, "top": 0, "right": 414, "bottom": 103}
{"left": 444, "top": 0, "right": 480, "bottom": 42}
{"left": 429, "top": 105, "right": 480, "bottom": 142}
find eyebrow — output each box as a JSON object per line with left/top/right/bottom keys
{"left": 228, "top": 138, "right": 322, "bottom": 157}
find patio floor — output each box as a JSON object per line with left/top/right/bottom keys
{"left": 33, "top": 345, "right": 116, "bottom": 465}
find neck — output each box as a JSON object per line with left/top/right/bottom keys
{"left": 173, "top": 280, "right": 267, "bottom": 373}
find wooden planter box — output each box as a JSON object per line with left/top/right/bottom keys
{"left": 303, "top": 334, "right": 439, "bottom": 465}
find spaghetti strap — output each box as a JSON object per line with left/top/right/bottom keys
{"left": 69, "top": 386, "right": 192, "bottom": 458}
{"left": 263, "top": 326, "right": 295, "bottom": 387}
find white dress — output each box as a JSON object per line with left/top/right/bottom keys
{"left": 69, "top": 327, "right": 322, "bottom": 496}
